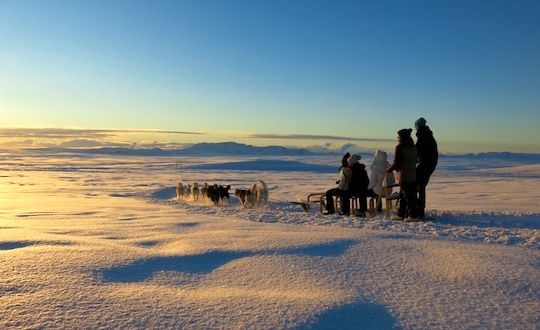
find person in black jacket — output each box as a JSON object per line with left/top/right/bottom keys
{"left": 414, "top": 117, "right": 438, "bottom": 219}
{"left": 347, "top": 154, "right": 370, "bottom": 216}
{"left": 325, "top": 154, "right": 369, "bottom": 216}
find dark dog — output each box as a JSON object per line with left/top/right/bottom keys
{"left": 235, "top": 186, "right": 256, "bottom": 208}
{"left": 207, "top": 184, "right": 231, "bottom": 205}
{"left": 218, "top": 184, "right": 231, "bottom": 204}
{"left": 207, "top": 184, "right": 220, "bottom": 204}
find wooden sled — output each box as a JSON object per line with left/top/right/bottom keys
{"left": 292, "top": 192, "right": 326, "bottom": 213}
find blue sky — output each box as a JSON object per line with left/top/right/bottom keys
{"left": 1, "top": 0, "right": 539, "bottom": 154}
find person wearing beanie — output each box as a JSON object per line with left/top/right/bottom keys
{"left": 414, "top": 117, "right": 438, "bottom": 219}
{"left": 387, "top": 128, "right": 418, "bottom": 221}
{"left": 348, "top": 154, "right": 360, "bottom": 165}
{"left": 324, "top": 153, "right": 368, "bottom": 216}
{"left": 414, "top": 117, "right": 427, "bottom": 128}
{"left": 397, "top": 128, "right": 413, "bottom": 139}
{"left": 347, "top": 154, "right": 369, "bottom": 216}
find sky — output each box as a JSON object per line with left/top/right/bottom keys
{"left": 1, "top": 0, "right": 539, "bottom": 154}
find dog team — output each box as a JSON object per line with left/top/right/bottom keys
{"left": 176, "top": 179, "right": 268, "bottom": 208}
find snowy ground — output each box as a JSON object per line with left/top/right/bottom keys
{"left": 0, "top": 150, "right": 539, "bottom": 329}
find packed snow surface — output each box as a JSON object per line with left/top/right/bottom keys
{"left": 0, "top": 149, "right": 538, "bottom": 329}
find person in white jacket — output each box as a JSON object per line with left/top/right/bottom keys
{"left": 367, "top": 149, "right": 393, "bottom": 211}
{"left": 323, "top": 153, "right": 351, "bottom": 215}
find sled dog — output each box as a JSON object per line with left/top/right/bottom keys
{"left": 190, "top": 182, "right": 200, "bottom": 200}
{"left": 218, "top": 184, "right": 231, "bottom": 204}
{"left": 207, "top": 184, "right": 230, "bottom": 205}
{"left": 256, "top": 179, "right": 269, "bottom": 204}
{"left": 176, "top": 182, "right": 184, "bottom": 200}
{"left": 235, "top": 183, "right": 258, "bottom": 208}
{"left": 200, "top": 182, "right": 209, "bottom": 200}
{"left": 207, "top": 184, "right": 220, "bottom": 204}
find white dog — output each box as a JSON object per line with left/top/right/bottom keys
{"left": 185, "top": 184, "right": 192, "bottom": 199}
{"left": 190, "top": 182, "right": 200, "bottom": 201}
{"left": 176, "top": 182, "right": 184, "bottom": 200}
{"left": 200, "top": 182, "right": 209, "bottom": 200}
{"left": 256, "top": 179, "right": 269, "bottom": 204}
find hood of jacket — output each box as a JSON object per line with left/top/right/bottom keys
{"left": 416, "top": 125, "right": 433, "bottom": 138}
{"left": 373, "top": 149, "right": 388, "bottom": 163}
{"left": 371, "top": 150, "right": 389, "bottom": 174}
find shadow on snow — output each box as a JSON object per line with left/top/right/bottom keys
{"left": 294, "top": 300, "right": 400, "bottom": 330}
{"left": 95, "top": 239, "right": 357, "bottom": 283}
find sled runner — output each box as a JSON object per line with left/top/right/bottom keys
{"left": 290, "top": 201, "right": 313, "bottom": 212}
{"left": 293, "top": 192, "right": 326, "bottom": 213}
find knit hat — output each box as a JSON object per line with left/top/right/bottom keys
{"left": 414, "top": 117, "right": 427, "bottom": 128}
{"left": 398, "top": 128, "right": 413, "bottom": 138}
{"left": 348, "top": 154, "right": 360, "bottom": 165}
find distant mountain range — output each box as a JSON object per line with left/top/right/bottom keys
{"left": 180, "top": 142, "right": 316, "bottom": 155}
{"left": 22, "top": 142, "right": 539, "bottom": 160}
{"left": 27, "top": 142, "right": 327, "bottom": 156}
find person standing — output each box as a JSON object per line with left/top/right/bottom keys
{"left": 414, "top": 117, "right": 438, "bottom": 219}
{"left": 387, "top": 128, "right": 418, "bottom": 221}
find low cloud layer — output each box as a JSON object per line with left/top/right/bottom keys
{"left": 0, "top": 127, "right": 386, "bottom": 143}
{"left": 0, "top": 127, "right": 386, "bottom": 154}
{"left": 0, "top": 128, "right": 201, "bottom": 140}
{"left": 243, "top": 132, "right": 394, "bottom": 143}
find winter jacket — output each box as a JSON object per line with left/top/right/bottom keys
{"left": 336, "top": 166, "right": 350, "bottom": 191}
{"left": 416, "top": 126, "right": 438, "bottom": 167}
{"left": 368, "top": 150, "right": 391, "bottom": 196}
{"left": 387, "top": 137, "right": 417, "bottom": 183}
{"left": 348, "top": 163, "right": 369, "bottom": 196}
